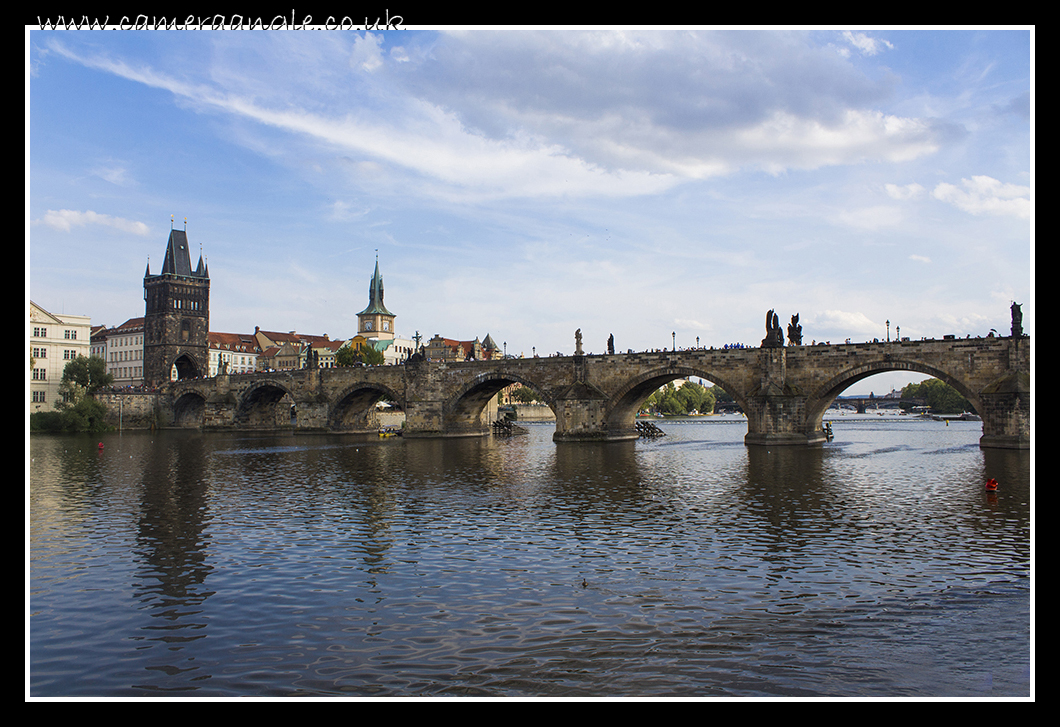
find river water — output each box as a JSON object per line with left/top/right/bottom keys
{"left": 28, "top": 414, "right": 1031, "bottom": 698}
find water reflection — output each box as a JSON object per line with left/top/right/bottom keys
{"left": 29, "top": 419, "right": 1031, "bottom": 697}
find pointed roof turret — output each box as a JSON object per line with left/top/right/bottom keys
{"left": 357, "top": 256, "right": 394, "bottom": 317}
{"left": 161, "top": 229, "right": 193, "bottom": 276}
{"left": 153, "top": 229, "right": 208, "bottom": 278}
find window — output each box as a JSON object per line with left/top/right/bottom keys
{"left": 64, "top": 350, "right": 76, "bottom": 359}
{"left": 32, "top": 369, "right": 47, "bottom": 380}
{"left": 32, "top": 347, "right": 47, "bottom": 358}
{"left": 32, "top": 391, "right": 46, "bottom": 403}
{"left": 33, "top": 327, "right": 47, "bottom": 337}
{"left": 64, "top": 329, "right": 77, "bottom": 340}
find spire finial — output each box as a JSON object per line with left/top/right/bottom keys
{"left": 171, "top": 214, "right": 174, "bottom": 229}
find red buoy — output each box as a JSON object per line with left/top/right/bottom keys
{"left": 985, "top": 478, "right": 998, "bottom": 491}
{"left": 98, "top": 442, "right": 104, "bottom": 450}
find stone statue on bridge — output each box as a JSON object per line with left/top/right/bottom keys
{"left": 787, "top": 314, "right": 803, "bottom": 346}
{"left": 1011, "top": 302, "right": 1024, "bottom": 338}
{"left": 406, "top": 346, "right": 426, "bottom": 364}
{"left": 762, "top": 309, "right": 784, "bottom": 348}
{"left": 575, "top": 329, "right": 584, "bottom": 356}
{"left": 607, "top": 334, "right": 615, "bottom": 355}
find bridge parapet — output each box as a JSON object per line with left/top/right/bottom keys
{"left": 141, "top": 335, "right": 1028, "bottom": 448}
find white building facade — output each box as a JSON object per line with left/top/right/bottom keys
{"left": 209, "top": 332, "right": 261, "bottom": 376}
{"left": 104, "top": 317, "right": 145, "bottom": 388}
{"left": 30, "top": 301, "right": 92, "bottom": 413}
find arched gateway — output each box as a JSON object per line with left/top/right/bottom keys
{"left": 156, "top": 333, "right": 1029, "bottom": 450}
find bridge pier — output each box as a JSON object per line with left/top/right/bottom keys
{"left": 552, "top": 368, "right": 638, "bottom": 442}
{"left": 743, "top": 393, "right": 829, "bottom": 447}
{"left": 553, "top": 397, "right": 638, "bottom": 442}
{"left": 741, "top": 348, "right": 827, "bottom": 446}
{"left": 402, "top": 399, "right": 493, "bottom": 438}
{"left": 977, "top": 372, "right": 1030, "bottom": 449}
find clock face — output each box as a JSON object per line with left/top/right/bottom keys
{"left": 383, "top": 321, "right": 390, "bottom": 331}
{"left": 364, "top": 321, "right": 373, "bottom": 331}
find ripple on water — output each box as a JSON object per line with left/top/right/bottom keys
{"left": 30, "top": 423, "right": 1030, "bottom": 697}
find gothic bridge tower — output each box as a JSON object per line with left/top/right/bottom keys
{"left": 143, "top": 226, "right": 210, "bottom": 387}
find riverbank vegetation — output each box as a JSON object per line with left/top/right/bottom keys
{"left": 901, "top": 378, "right": 972, "bottom": 414}
{"left": 640, "top": 380, "right": 720, "bottom": 415}
{"left": 30, "top": 355, "right": 113, "bottom": 433}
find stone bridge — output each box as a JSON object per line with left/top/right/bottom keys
{"left": 157, "top": 335, "right": 1029, "bottom": 449}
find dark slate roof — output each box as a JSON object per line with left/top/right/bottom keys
{"left": 157, "top": 229, "right": 208, "bottom": 278}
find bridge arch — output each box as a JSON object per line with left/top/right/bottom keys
{"left": 235, "top": 380, "right": 299, "bottom": 429}
{"left": 807, "top": 358, "right": 981, "bottom": 428}
{"left": 606, "top": 366, "right": 749, "bottom": 432}
{"left": 329, "top": 382, "right": 405, "bottom": 432}
{"left": 169, "top": 353, "right": 202, "bottom": 382}
{"left": 172, "top": 391, "right": 206, "bottom": 428}
{"left": 444, "top": 370, "right": 558, "bottom": 435}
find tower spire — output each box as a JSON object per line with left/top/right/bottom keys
{"left": 357, "top": 253, "right": 395, "bottom": 339}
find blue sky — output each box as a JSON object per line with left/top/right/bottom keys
{"left": 28, "top": 27, "right": 1032, "bottom": 395}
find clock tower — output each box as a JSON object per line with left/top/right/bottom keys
{"left": 357, "top": 256, "right": 395, "bottom": 340}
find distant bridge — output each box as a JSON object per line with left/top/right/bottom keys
{"left": 142, "top": 335, "right": 1028, "bottom": 449}
{"left": 833, "top": 396, "right": 927, "bottom": 413}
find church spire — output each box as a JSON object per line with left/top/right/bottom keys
{"left": 358, "top": 254, "right": 393, "bottom": 317}
{"left": 356, "top": 254, "right": 396, "bottom": 340}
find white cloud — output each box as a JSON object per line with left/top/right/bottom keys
{"left": 349, "top": 32, "right": 384, "bottom": 72}
{"left": 90, "top": 163, "right": 133, "bottom": 186}
{"left": 45, "top": 39, "right": 679, "bottom": 202}
{"left": 390, "top": 31, "right": 939, "bottom": 178}
{"left": 885, "top": 182, "right": 925, "bottom": 200}
{"left": 834, "top": 205, "right": 903, "bottom": 230}
{"left": 840, "top": 31, "right": 894, "bottom": 57}
{"left": 932, "top": 176, "right": 1030, "bottom": 218}
{"left": 35, "top": 209, "right": 150, "bottom": 235}
{"left": 909, "top": 254, "right": 932, "bottom": 263}
{"left": 42, "top": 32, "right": 946, "bottom": 205}
{"left": 722, "top": 109, "right": 938, "bottom": 174}
{"left": 813, "top": 310, "right": 881, "bottom": 338}
{"left": 673, "top": 318, "right": 708, "bottom": 331}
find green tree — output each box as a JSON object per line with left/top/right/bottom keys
{"left": 710, "top": 385, "right": 733, "bottom": 405}
{"left": 642, "top": 382, "right": 683, "bottom": 415}
{"left": 902, "top": 378, "right": 972, "bottom": 414}
{"left": 511, "top": 385, "right": 540, "bottom": 404}
{"left": 357, "top": 345, "right": 386, "bottom": 366}
{"left": 676, "top": 380, "right": 710, "bottom": 413}
{"left": 335, "top": 343, "right": 385, "bottom": 366}
{"left": 335, "top": 344, "right": 360, "bottom": 367}
{"left": 61, "top": 355, "right": 112, "bottom": 392}
{"left": 702, "top": 386, "right": 716, "bottom": 413}
{"left": 30, "top": 356, "right": 113, "bottom": 432}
